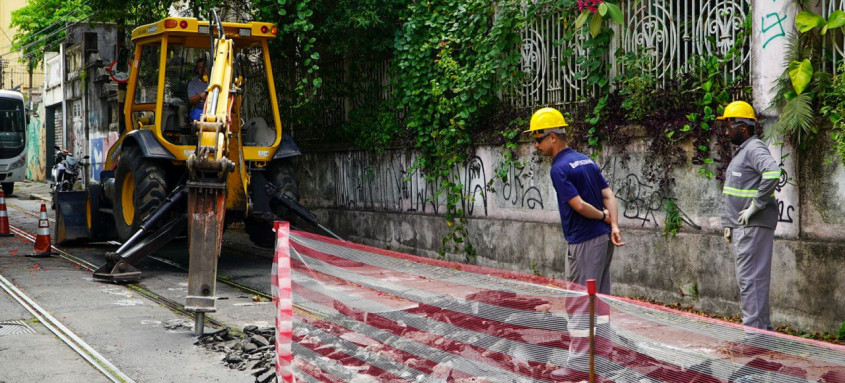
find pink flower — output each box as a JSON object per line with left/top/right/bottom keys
{"left": 578, "top": 0, "right": 603, "bottom": 13}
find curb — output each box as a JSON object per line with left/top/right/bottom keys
{"left": 29, "top": 193, "right": 52, "bottom": 202}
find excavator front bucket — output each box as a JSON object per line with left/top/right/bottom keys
{"left": 55, "top": 190, "right": 88, "bottom": 244}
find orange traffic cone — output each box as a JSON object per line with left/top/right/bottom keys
{"left": 0, "top": 191, "right": 13, "bottom": 237}
{"left": 26, "top": 204, "right": 55, "bottom": 258}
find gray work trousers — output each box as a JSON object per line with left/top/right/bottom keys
{"left": 567, "top": 234, "right": 614, "bottom": 295}
{"left": 732, "top": 226, "right": 775, "bottom": 331}
{"left": 564, "top": 234, "right": 614, "bottom": 371}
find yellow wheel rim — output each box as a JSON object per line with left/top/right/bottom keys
{"left": 120, "top": 172, "right": 135, "bottom": 226}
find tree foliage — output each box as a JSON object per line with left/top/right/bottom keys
{"left": 9, "top": 0, "right": 91, "bottom": 66}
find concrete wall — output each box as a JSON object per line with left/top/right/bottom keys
{"left": 36, "top": 24, "right": 120, "bottom": 183}
{"left": 297, "top": 131, "right": 845, "bottom": 334}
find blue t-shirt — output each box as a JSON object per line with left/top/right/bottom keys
{"left": 188, "top": 78, "right": 208, "bottom": 121}
{"left": 550, "top": 147, "right": 611, "bottom": 244}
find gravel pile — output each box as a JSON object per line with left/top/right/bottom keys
{"left": 196, "top": 325, "right": 277, "bottom": 383}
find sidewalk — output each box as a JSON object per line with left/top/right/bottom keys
{"left": 8, "top": 180, "right": 52, "bottom": 204}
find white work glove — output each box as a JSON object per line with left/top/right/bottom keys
{"left": 724, "top": 228, "right": 732, "bottom": 243}
{"left": 738, "top": 201, "right": 761, "bottom": 225}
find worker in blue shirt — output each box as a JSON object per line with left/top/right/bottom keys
{"left": 719, "top": 101, "right": 780, "bottom": 332}
{"left": 188, "top": 58, "right": 209, "bottom": 121}
{"left": 527, "top": 107, "right": 624, "bottom": 378}
{"left": 528, "top": 107, "right": 625, "bottom": 293}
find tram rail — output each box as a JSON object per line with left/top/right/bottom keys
{"left": 0, "top": 271, "right": 134, "bottom": 383}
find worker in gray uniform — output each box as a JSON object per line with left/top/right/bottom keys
{"left": 719, "top": 101, "right": 780, "bottom": 332}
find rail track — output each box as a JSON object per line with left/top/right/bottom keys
{"left": 3, "top": 219, "right": 281, "bottom": 382}
{"left": 0, "top": 257, "right": 134, "bottom": 383}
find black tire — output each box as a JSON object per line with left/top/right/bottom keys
{"left": 268, "top": 163, "right": 300, "bottom": 220}
{"left": 2, "top": 182, "right": 13, "bottom": 196}
{"left": 113, "top": 146, "right": 168, "bottom": 241}
{"left": 246, "top": 161, "right": 300, "bottom": 248}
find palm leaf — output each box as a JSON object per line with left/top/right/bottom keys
{"left": 766, "top": 92, "right": 815, "bottom": 143}
{"left": 767, "top": 33, "right": 802, "bottom": 112}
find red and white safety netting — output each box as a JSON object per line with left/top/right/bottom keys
{"left": 279, "top": 230, "right": 845, "bottom": 382}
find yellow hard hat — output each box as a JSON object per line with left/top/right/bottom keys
{"left": 525, "top": 107, "right": 568, "bottom": 133}
{"left": 717, "top": 101, "right": 756, "bottom": 121}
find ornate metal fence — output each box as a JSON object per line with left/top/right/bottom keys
{"left": 513, "top": 9, "right": 593, "bottom": 107}
{"left": 509, "top": 0, "right": 751, "bottom": 108}
{"left": 823, "top": 0, "right": 845, "bottom": 73}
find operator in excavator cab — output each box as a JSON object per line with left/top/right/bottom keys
{"left": 187, "top": 57, "right": 209, "bottom": 121}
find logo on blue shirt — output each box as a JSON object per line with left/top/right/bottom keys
{"left": 569, "top": 159, "right": 593, "bottom": 169}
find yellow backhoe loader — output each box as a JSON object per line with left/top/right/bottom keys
{"left": 54, "top": 11, "right": 306, "bottom": 332}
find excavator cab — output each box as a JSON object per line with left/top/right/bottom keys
{"left": 127, "top": 21, "right": 281, "bottom": 149}
{"left": 124, "top": 18, "right": 283, "bottom": 163}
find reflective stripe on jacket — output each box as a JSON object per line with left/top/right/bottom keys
{"left": 721, "top": 136, "right": 779, "bottom": 229}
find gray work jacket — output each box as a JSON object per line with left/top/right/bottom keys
{"left": 721, "top": 136, "right": 780, "bottom": 229}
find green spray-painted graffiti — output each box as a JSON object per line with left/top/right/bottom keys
{"left": 762, "top": 12, "right": 787, "bottom": 48}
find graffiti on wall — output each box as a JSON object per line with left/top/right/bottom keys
{"left": 774, "top": 145, "right": 796, "bottom": 224}
{"left": 89, "top": 133, "right": 119, "bottom": 182}
{"left": 331, "top": 152, "right": 490, "bottom": 216}
{"left": 598, "top": 157, "right": 702, "bottom": 230}
{"left": 70, "top": 100, "right": 84, "bottom": 157}
{"left": 611, "top": 172, "right": 702, "bottom": 230}
{"left": 499, "top": 159, "right": 545, "bottom": 210}
{"left": 25, "top": 117, "right": 46, "bottom": 180}
{"left": 325, "top": 148, "right": 708, "bottom": 232}
{"left": 761, "top": 0, "right": 787, "bottom": 49}
{"left": 320, "top": 146, "right": 822, "bottom": 234}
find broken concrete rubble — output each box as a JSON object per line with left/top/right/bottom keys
{"left": 196, "top": 326, "right": 277, "bottom": 383}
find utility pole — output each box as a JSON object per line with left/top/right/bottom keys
{"left": 28, "top": 59, "right": 33, "bottom": 109}
{"left": 0, "top": 59, "right": 5, "bottom": 88}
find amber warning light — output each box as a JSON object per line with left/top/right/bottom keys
{"left": 164, "top": 19, "right": 188, "bottom": 29}
{"left": 260, "top": 25, "right": 277, "bottom": 34}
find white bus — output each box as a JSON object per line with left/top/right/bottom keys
{"left": 0, "top": 90, "right": 28, "bottom": 196}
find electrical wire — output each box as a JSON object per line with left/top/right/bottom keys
{"left": 2, "top": 1, "right": 96, "bottom": 59}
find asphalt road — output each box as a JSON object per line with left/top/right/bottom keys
{"left": 0, "top": 180, "right": 279, "bottom": 383}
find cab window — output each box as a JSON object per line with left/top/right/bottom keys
{"left": 133, "top": 44, "right": 162, "bottom": 104}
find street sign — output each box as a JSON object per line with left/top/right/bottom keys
{"left": 108, "top": 60, "right": 129, "bottom": 83}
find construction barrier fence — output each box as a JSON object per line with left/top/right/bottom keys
{"left": 273, "top": 229, "right": 845, "bottom": 382}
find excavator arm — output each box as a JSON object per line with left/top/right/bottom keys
{"left": 184, "top": 10, "right": 237, "bottom": 333}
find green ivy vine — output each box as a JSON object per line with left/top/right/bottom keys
{"left": 821, "top": 64, "right": 845, "bottom": 166}
{"left": 573, "top": 1, "right": 624, "bottom": 154}
{"left": 392, "top": 0, "right": 526, "bottom": 261}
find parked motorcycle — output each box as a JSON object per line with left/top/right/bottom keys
{"left": 51, "top": 146, "right": 88, "bottom": 210}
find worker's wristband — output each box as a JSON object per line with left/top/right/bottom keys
{"left": 600, "top": 211, "right": 607, "bottom": 222}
